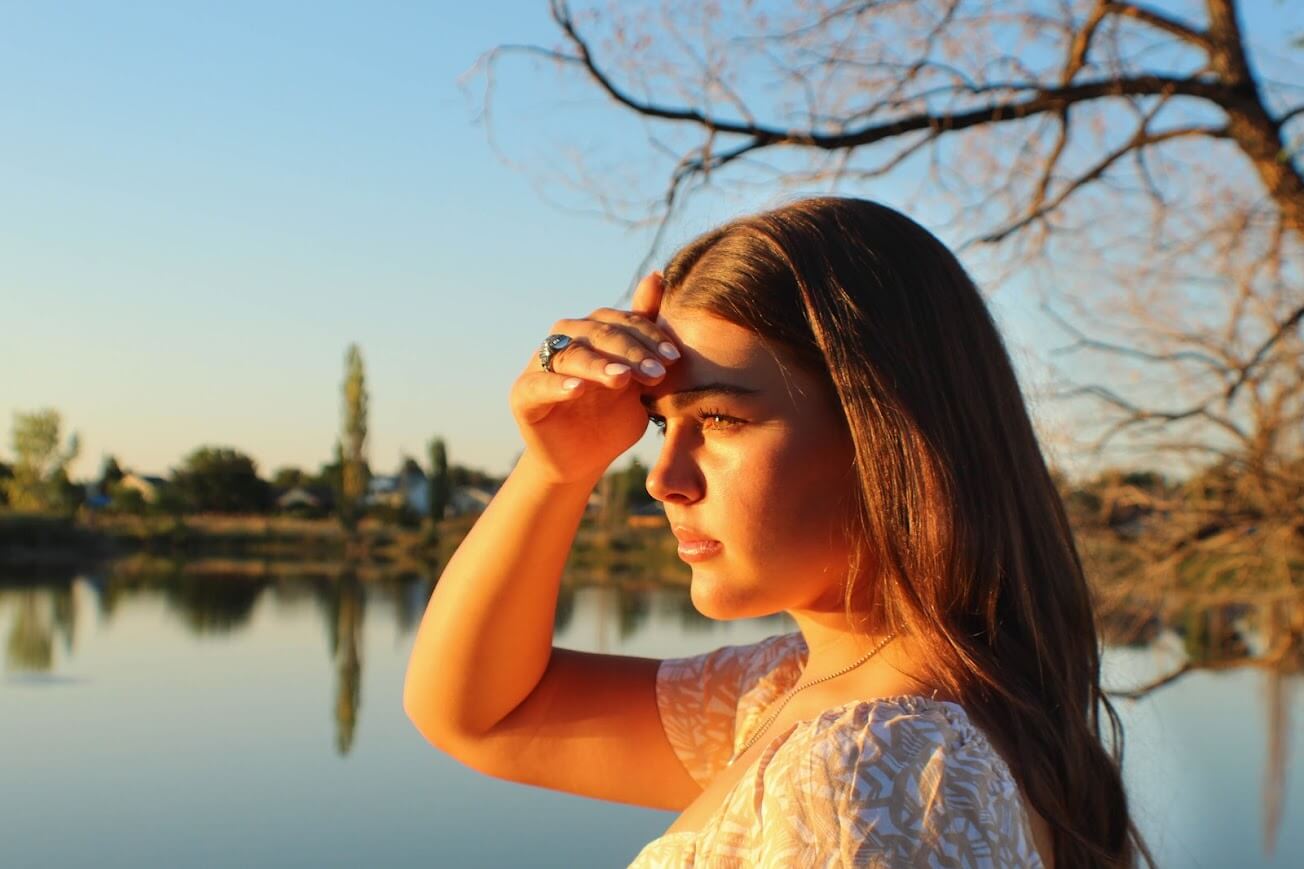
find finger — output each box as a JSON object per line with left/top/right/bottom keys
{"left": 584, "top": 306, "right": 681, "bottom": 365}
{"left": 539, "top": 337, "right": 636, "bottom": 387}
{"left": 549, "top": 318, "right": 674, "bottom": 383}
{"left": 512, "top": 371, "right": 588, "bottom": 424}
{"left": 630, "top": 270, "right": 664, "bottom": 321}
{"left": 630, "top": 271, "right": 680, "bottom": 363}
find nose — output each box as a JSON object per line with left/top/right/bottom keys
{"left": 644, "top": 436, "right": 704, "bottom": 504}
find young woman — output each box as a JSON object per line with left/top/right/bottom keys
{"left": 403, "top": 196, "right": 1155, "bottom": 868}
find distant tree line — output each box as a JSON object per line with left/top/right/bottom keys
{"left": 0, "top": 345, "right": 479, "bottom": 526}
{"left": 1, "top": 401, "right": 1295, "bottom": 531}
{"left": 0, "top": 434, "right": 493, "bottom": 524}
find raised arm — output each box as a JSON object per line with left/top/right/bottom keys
{"left": 401, "top": 449, "right": 596, "bottom": 740}
{"left": 402, "top": 272, "right": 702, "bottom": 810}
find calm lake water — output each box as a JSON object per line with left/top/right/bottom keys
{"left": 2, "top": 569, "right": 1300, "bottom": 868}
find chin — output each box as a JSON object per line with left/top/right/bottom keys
{"left": 689, "top": 574, "right": 772, "bottom": 621}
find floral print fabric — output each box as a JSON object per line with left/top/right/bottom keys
{"left": 626, "top": 630, "right": 1046, "bottom": 868}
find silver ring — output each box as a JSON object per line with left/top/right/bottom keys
{"left": 539, "top": 333, "right": 574, "bottom": 373}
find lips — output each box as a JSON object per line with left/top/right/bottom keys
{"left": 674, "top": 529, "right": 723, "bottom": 563}
{"left": 672, "top": 524, "right": 719, "bottom": 544}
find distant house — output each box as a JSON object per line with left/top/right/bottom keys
{"left": 119, "top": 472, "right": 170, "bottom": 503}
{"left": 448, "top": 484, "right": 497, "bottom": 517}
{"left": 83, "top": 491, "right": 112, "bottom": 510}
{"left": 276, "top": 486, "right": 321, "bottom": 511}
{"left": 366, "top": 459, "right": 429, "bottom": 515}
{"left": 80, "top": 480, "right": 111, "bottom": 510}
{"left": 274, "top": 484, "right": 334, "bottom": 516}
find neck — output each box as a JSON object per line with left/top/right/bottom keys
{"left": 785, "top": 606, "right": 897, "bottom": 683}
{"left": 787, "top": 604, "right": 948, "bottom": 696}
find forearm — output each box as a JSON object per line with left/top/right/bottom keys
{"left": 402, "top": 448, "right": 598, "bottom": 741}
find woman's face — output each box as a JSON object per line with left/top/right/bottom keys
{"left": 641, "top": 302, "right": 861, "bottom": 620}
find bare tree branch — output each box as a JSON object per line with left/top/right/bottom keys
{"left": 1104, "top": 1, "right": 1214, "bottom": 54}
{"left": 468, "top": 1, "right": 1304, "bottom": 568}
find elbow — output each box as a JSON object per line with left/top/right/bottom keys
{"left": 402, "top": 673, "right": 473, "bottom": 752}
{"left": 402, "top": 666, "right": 444, "bottom": 745}
{"left": 404, "top": 689, "right": 451, "bottom": 751}
{"left": 404, "top": 691, "right": 490, "bottom": 768}
{"left": 401, "top": 684, "right": 421, "bottom": 730}
{"left": 402, "top": 653, "right": 499, "bottom": 748}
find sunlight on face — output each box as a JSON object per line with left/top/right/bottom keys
{"left": 641, "top": 302, "right": 860, "bottom": 621}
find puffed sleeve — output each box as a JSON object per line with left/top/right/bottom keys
{"left": 654, "top": 631, "right": 804, "bottom": 788}
{"left": 751, "top": 697, "right": 1045, "bottom": 868}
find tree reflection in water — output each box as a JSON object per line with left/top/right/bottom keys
{"left": 1, "top": 565, "right": 1300, "bottom": 856}
{"left": 6, "top": 590, "right": 53, "bottom": 670}
{"left": 166, "top": 573, "right": 266, "bottom": 634}
{"left": 323, "top": 570, "right": 364, "bottom": 755}
{"left": 4, "top": 582, "right": 75, "bottom": 671}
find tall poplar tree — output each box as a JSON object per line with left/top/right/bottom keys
{"left": 340, "top": 344, "right": 369, "bottom": 532}
{"left": 427, "top": 436, "right": 449, "bottom": 522}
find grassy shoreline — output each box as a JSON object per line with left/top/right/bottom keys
{"left": 0, "top": 511, "right": 691, "bottom": 586}
{"left": 2, "top": 511, "right": 1299, "bottom": 594}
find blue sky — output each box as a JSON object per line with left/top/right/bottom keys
{"left": 2, "top": 1, "right": 1295, "bottom": 483}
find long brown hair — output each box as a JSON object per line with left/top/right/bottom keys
{"left": 659, "top": 196, "right": 1155, "bottom": 869}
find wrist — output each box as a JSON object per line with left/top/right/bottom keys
{"left": 513, "top": 449, "right": 603, "bottom": 492}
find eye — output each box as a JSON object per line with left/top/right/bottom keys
{"left": 695, "top": 407, "right": 740, "bottom": 429}
{"left": 646, "top": 408, "right": 742, "bottom": 437}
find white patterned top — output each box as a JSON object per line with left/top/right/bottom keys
{"left": 627, "top": 630, "right": 1046, "bottom": 868}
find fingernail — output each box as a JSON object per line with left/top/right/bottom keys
{"left": 605, "top": 362, "right": 631, "bottom": 376}
{"left": 562, "top": 377, "right": 582, "bottom": 390}
{"left": 640, "top": 358, "right": 665, "bottom": 376}
{"left": 658, "top": 342, "right": 680, "bottom": 360}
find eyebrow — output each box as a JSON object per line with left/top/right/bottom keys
{"left": 639, "top": 381, "right": 763, "bottom": 414}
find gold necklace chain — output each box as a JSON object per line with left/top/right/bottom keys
{"left": 729, "top": 630, "right": 899, "bottom": 764}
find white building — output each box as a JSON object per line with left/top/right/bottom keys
{"left": 118, "top": 472, "right": 170, "bottom": 503}
{"left": 365, "top": 459, "right": 429, "bottom": 515}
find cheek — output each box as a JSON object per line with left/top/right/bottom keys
{"left": 689, "top": 430, "right": 856, "bottom": 619}
{"left": 728, "top": 433, "right": 853, "bottom": 578}
{"left": 776, "top": 471, "right": 852, "bottom": 571}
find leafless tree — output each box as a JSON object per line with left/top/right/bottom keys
{"left": 463, "top": 0, "right": 1303, "bottom": 595}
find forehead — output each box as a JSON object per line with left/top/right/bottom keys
{"left": 656, "top": 306, "right": 761, "bottom": 367}
{"left": 639, "top": 304, "right": 809, "bottom": 412}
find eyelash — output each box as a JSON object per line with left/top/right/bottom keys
{"left": 647, "top": 407, "right": 741, "bottom": 437}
